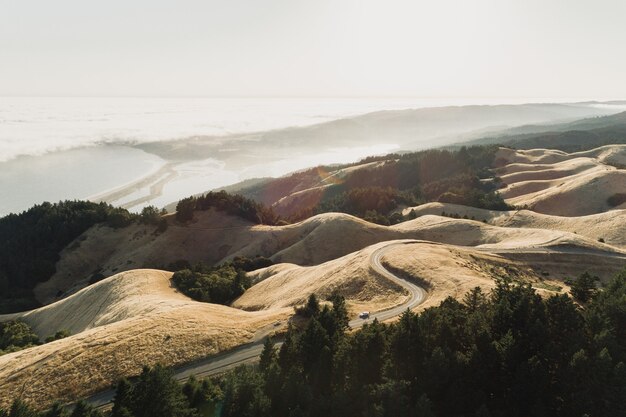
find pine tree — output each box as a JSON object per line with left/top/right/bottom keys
{"left": 112, "top": 378, "right": 134, "bottom": 417}
{"left": 69, "top": 401, "right": 102, "bottom": 417}
{"left": 259, "top": 337, "right": 277, "bottom": 373}
{"left": 42, "top": 403, "right": 68, "bottom": 417}
{"left": 129, "top": 365, "right": 195, "bottom": 417}
{"left": 7, "top": 400, "right": 38, "bottom": 417}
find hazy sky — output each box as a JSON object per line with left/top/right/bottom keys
{"left": 2, "top": 0, "right": 625, "bottom": 98}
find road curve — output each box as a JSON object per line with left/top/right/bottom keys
{"left": 86, "top": 240, "right": 428, "bottom": 409}
{"left": 84, "top": 238, "right": 626, "bottom": 409}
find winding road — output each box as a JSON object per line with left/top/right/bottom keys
{"left": 86, "top": 238, "right": 626, "bottom": 409}
{"left": 86, "top": 241, "right": 428, "bottom": 409}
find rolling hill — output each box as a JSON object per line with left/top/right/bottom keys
{"left": 1, "top": 143, "right": 626, "bottom": 410}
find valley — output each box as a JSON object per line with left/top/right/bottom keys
{"left": 0, "top": 143, "right": 625, "bottom": 409}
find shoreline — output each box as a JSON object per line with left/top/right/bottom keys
{"left": 86, "top": 159, "right": 176, "bottom": 206}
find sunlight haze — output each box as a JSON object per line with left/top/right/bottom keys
{"left": 2, "top": 0, "right": 625, "bottom": 98}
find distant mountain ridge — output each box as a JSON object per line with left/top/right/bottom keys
{"left": 135, "top": 102, "right": 618, "bottom": 162}
{"left": 464, "top": 111, "right": 626, "bottom": 151}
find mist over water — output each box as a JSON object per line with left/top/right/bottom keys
{"left": 0, "top": 97, "right": 453, "bottom": 162}
{"left": 1, "top": 97, "right": 623, "bottom": 216}
{"left": 0, "top": 146, "right": 163, "bottom": 215}
{"left": 0, "top": 96, "right": 596, "bottom": 162}
{"left": 0, "top": 97, "right": 421, "bottom": 215}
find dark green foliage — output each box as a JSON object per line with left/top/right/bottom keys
{"left": 156, "top": 218, "right": 169, "bottom": 233}
{"left": 0, "top": 320, "right": 39, "bottom": 355}
{"left": 318, "top": 187, "right": 418, "bottom": 220}
{"left": 289, "top": 146, "right": 509, "bottom": 222}
{"left": 607, "top": 193, "right": 626, "bottom": 207}
{"left": 221, "top": 366, "right": 270, "bottom": 417}
{"left": 172, "top": 264, "right": 251, "bottom": 305}
{"left": 294, "top": 294, "right": 321, "bottom": 317}
{"left": 259, "top": 337, "right": 277, "bottom": 374}
{"left": 587, "top": 269, "right": 626, "bottom": 363}
{"left": 41, "top": 403, "right": 66, "bottom": 417}
{"left": 69, "top": 401, "right": 101, "bottom": 417}
{"left": 230, "top": 256, "right": 273, "bottom": 272}
{"left": 44, "top": 329, "right": 71, "bottom": 343}
{"left": 8, "top": 274, "right": 626, "bottom": 416}
{"left": 170, "top": 257, "right": 269, "bottom": 305}
{"left": 6, "top": 400, "right": 38, "bottom": 417}
{"left": 176, "top": 191, "right": 279, "bottom": 225}
{"left": 0, "top": 200, "right": 136, "bottom": 313}
{"left": 175, "top": 197, "right": 196, "bottom": 223}
{"left": 467, "top": 111, "right": 626, "bottom": 152}
{"left": 1, "top": 320, "right": 72, "bottom": 356}
{"left": 123, "top": 365, "right": 196, "bottom": 417}
{"left": 568, "top": 271, "right": 600, "bottom": 303}
{"left": 215, "top": 270, "right": 626, "bottom": 417}
{"left": 111, "top": 378, "right": 134, "bottom": 417}
{"left": 182, "top": 376, "right": 223, "bottom": 415}
{"left": 139, "top": 206, "right": 161, "bottom": 225}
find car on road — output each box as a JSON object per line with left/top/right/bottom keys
{"left": 358, "top": 311, "right": 370, "bottom": 319}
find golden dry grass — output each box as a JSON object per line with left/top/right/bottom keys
{"left": 495, "top": 145, "right": 626, "bottom": 215}
{"left": 403, "top": 202, "right": 626, "bottom": 249}
{"left": 0, "top": 270, "right": 290, "bottom": 409}
{"left": 4, "top": 145, "right": 625, "bottom": 409}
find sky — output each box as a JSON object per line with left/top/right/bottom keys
{"left": 1, "top": 0, "right": 625, "bottom": 98}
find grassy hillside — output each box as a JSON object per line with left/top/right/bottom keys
{"left": 212, "top": 145, "right": 510, "bottom": 223}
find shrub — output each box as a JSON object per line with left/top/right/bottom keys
{"left": 172, "top": 264, "right": 251, "bottom": 305}
{"left": 0, "top": 320, "right": 39, "bottom": 355}
{"left": 607, "top": 193, "right": 626, "bottom": 207}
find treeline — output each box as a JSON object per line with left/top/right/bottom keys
{"left": 215, "top": 271, "right": 626, "bottom": 417}
{"left": 0, "top": 201, "right": 142, "bottom": 314}
{"left": 175, "top": 191, "right": 279, "bottom": 225}
{"left": 0, "top": 320, "right": 70, "bottom": 357}
{"left": 171, "top": 256, "right": 272, "bottom": 305}
{"left": 4, "top": 270, "right": 626, "bottom": 416}
{"left": 288, "top": 146, "right": 510, "bottom": 223}
{"left": 178, "top": 146, "right": 509, "bottom": 226}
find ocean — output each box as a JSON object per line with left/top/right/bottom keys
{"left": 1, "top": 97, "right": 622, "bottom": 216}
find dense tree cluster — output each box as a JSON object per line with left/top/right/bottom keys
{"left": 4, "top": 270, "right": 626, "bottom": 416}
{"left": 0, "top": 320, "right": 71, "bottom": 356}
{"left": 317, "top": 187, "right": 417, "bottom": 222}
{"left": 0, "top": 320, "right": 39, "bottom": 355}
{"left": 173, "top": 146, "right": 508, "bottom": 226}
{"left": 0, "top": 201, "right": 138, "bottom": 314}
{"left": 175, "top": 191, "right": 279, "bottom": 224}
{"left": 170, "top": 257, "right": 272, "bottom": 305}
{"left": 289, "top": 146, "right": 510, "bottom": 223}
{"left": 214, "top": 272, "right": 626, "bottom": 417}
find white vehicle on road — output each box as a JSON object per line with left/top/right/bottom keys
{"left": 358, "top": 311, "right": 370, "bottom": 319}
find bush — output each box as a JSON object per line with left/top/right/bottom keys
{"left": 607, "top": 193, "right": 626, "bottom": 207}
{"left": 139, "top": 206, "right": 161, "bottom": 225}
{"left": 172, "top": 265, "right": 251, "bottom": 305}
{"left": 45, "top": 329, "right": 71, "bottom": 343}
{"left": 176, "top": 191, "right": 279, "bottom": 225}
{"left": 0, "top": 320, "right": 39, "bottom": 355}
{"left": 175, "top": 197, "right": 196, "bottom": 223}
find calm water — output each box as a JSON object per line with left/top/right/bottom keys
{"left": 0, "top": 146, "right": 163, "bottom": 215}
{"left": 1, "top": 97, "right": 621, "bottom": 216}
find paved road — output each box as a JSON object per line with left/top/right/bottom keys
{"left": 86, "top": 240, "right": 428, "bottom": 409}
{"left": 86, "top": 239, "right": 626, "bottom": 408}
